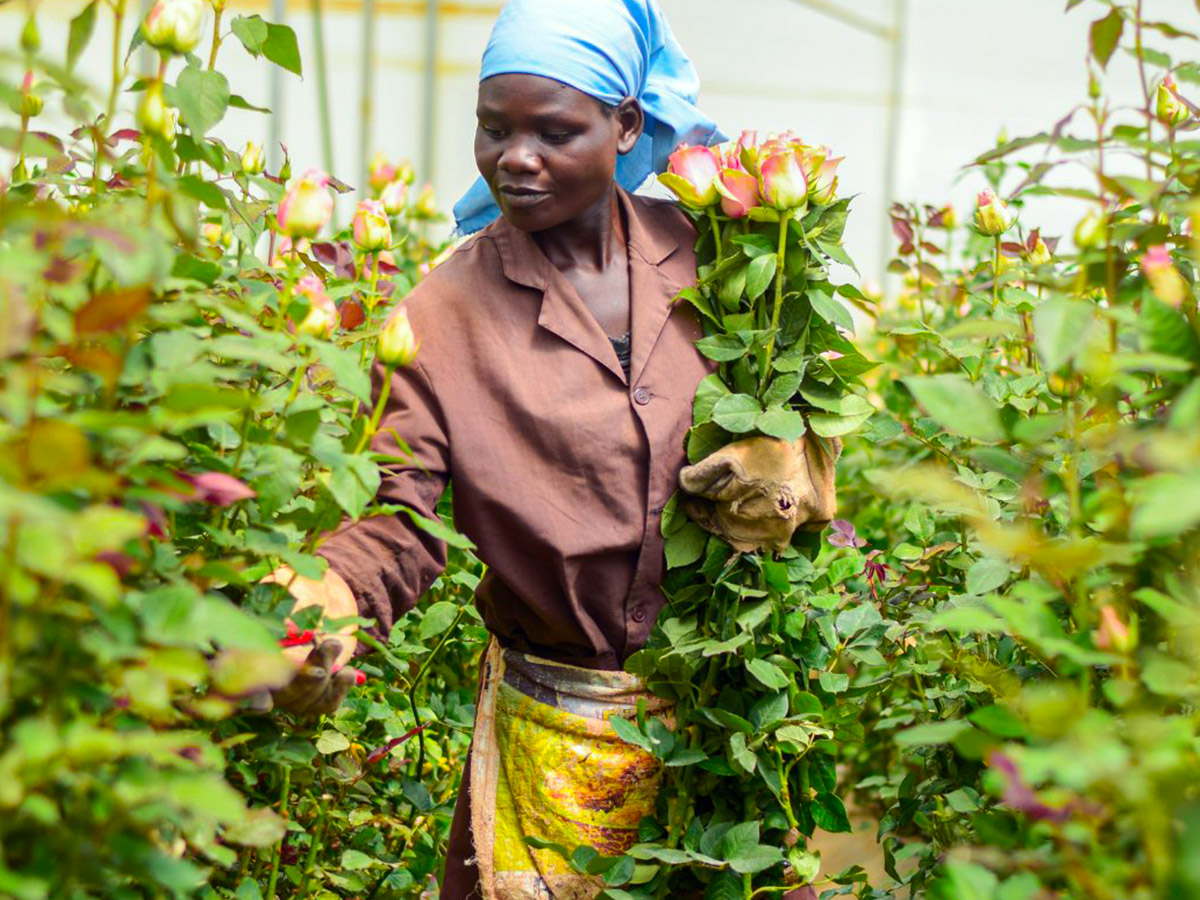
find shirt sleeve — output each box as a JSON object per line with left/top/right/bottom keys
{"left": 315, "top": 354, "right": 450, "bottom": 636}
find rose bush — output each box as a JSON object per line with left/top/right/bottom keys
{"left": 0, "top": 1, "right": 480, "bottom": 897}
{"left": 3, "top": 0, "right": 1199, "bottom": 898}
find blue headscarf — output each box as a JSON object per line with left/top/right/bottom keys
{"left": 452, "top": 0, "right": 724, "bottom": 235}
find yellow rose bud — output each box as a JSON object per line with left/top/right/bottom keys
{"left": 240, "top": 141, "right": 265, "bottom": 175}
{"left": 377, "top": 310, "right": 419, "bottom": 367}
{"left": 137, "top": 82, "right": 175, "bottom": 141}
{"left": 974, "top": 189, "right": 1017, "bottom": 236}
{"left": 12, "top": 72, "right": 42, "bottom": 119}
{"left": 351, "top": 199, "right": 392, "bottom": 252}
{"left": 1155, "top": 76, "right": 1190, "bottom": 129}
{"left": 1074, "top": 208, "right": 1105, "bottom": 250}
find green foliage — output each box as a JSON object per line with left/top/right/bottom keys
{"left": 0, "top": 6, "right": 477, "bottom": 899}
{"left": 4, "top": 1, "right": 1200, "bottom": 899}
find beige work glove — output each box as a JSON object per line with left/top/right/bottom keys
{"left": 252, "top": 565, "right": 362, "bottom": 719}
{"left": 679, "top": 432, "right": 841, "bottom": 554}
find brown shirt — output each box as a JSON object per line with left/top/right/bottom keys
{"left": 316, "top": 188, "right": 708, "bottom": 670}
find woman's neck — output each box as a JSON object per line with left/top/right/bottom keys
{"left": 532, "top": 189, "right": 626, "bottom": 274}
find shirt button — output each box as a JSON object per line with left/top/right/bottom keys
{"left": 633, "top": 387, "right": 651, "bottom": 406}
{"left": 631, "top": 606, "right": 647, "bottom": 623}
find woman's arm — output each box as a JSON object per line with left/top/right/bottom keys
{"left": 263, "top": 345, "right": 452, "bottom": 653}
{"left": 314, "top": 352, "right": 452, "bottom": 633}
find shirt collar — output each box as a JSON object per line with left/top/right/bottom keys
{"left": 490, "top": 186, "right": 680, "bottom": 290}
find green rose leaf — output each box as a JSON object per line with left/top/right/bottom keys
{"left": 903, "top": 374, "right": 1004, "bottom": 442}
{"left": 712, "top": 393, "right": 763, "bottom": 433}
{"left": 175, "top": 66, "right": 230, "bottom": 137}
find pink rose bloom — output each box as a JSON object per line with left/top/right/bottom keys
{"left": 758, "top": 146, "right": 808, "bottom": 210}
{"left": 277, "top": 169, "right": 333, "bottom": 239}
{"left": 659, "top": 144, "right": 721, "bottom": 208}
{"left": 718, "top": 169, "right": 760, "bottom": 219}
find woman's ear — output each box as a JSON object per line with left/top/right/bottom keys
{"left": 615, "top": 97, "right": 644, "bottom": 155}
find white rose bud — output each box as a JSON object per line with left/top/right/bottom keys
{"left": 143, "top": 0, "right": 205, "bottom": 55}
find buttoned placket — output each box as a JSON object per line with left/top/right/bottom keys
{"left": 491, "top": 189, "right": 690, "bottom": 662}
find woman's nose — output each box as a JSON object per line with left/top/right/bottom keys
{"left": 497, "top": 137, "right": 541, "bottom": 174}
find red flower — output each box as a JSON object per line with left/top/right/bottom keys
{"left": 278, "top": 621, "right": 316, "bottom": 647}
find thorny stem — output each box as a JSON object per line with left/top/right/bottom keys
{"left": 992, "top": 236, "right": 1002, "bottom": 310}
{"left": 296, "top": 798, "right": 329, "bottom": 899}
{"left": 707, "top": 207, "right": 723, "bottom": 259}
{"left": 360, "top": 252, "right": 382, "bottom": 368}
{"left": 265, "top": 765, "right": 291, "bottom": 900}
{"left": 207, "top": 6, "right": 223, "bottom": 70}
{"left": 761, "top": 215, "right": 791, "bottom": 393}
{"left": 354, "top": 363, "right": 396, "bottom": 454}
{"left": 1134, "top": 0, "right": 1154, "bottom": 182}
{"left": 408, "top": 605, "right": 468, "bottom": 778}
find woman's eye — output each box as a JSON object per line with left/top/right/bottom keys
{"left": 541, "top": 132, "right": 573, "bottom": 144}
{"left": 481, "top": 126, "right": 506, "bottom": 139}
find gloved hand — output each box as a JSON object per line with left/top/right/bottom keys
{"left": 265, "top": 638, "right": 362, "bottom": 719}
{"left": 248, "top": 565, "right": 363, "bottom": 719}
{"left": 679, "top": 431, "right": 841, "bottom": 553}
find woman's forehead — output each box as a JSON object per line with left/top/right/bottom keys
{"left": 476, "top": 73, "right": 598, "bottom": 117}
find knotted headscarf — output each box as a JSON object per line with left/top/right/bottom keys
{"left": 452, "top": 0, "right": 723, "bottom": 235}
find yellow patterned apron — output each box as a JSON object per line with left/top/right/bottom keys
{"left": 469, "top": 640, "right": 673, "bottom": 900}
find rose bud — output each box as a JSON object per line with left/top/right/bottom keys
{"left": 380, "top": 180, "right": 408, "bottom": 216}
{"left": 1025, "top": 229, "right": 1052, "bottom": 266}
{"left": 928, "top": 204, "right": 957, "bottom": 229}
{"left": 974, "top": 188, "right": 1017, "bottom": 236}
{"left": 240, "top": 140, "right": 266, "bottom": 175}
{"left": 277, "top": 169, "right": 334, "bottom": 239}
{"left": 1142, "top": 244, "right": 1187, "bottom": 307}
{"left": 1094, "top": 604, "right": 1136, "bottom": 654}
{"left": 758, "top": 146, "right": 809, "bottom": 211}
{"left": 377, "top": 309, "right": 419, "bottom": 367}
{"left": 295, "top": 274, "right": 338, "bottom": 337}
{"left": 413, "top": 183, "right": 438, "bottom": 219}
{"left": 1155, "top": 75, "right": 1190, "bottom": 128}
{"left": 10, "top": 72, "right": 42, "bottom": 119}
{"left": 1074, "top": 208, "right": 1105, "bottom": 249}
{"left": 367, "top": 151, "right": 397, "bottom": 194}
{"left": 352, "top": 199, "right": 392, "bottom": 252}
{"left": 716, "top": 168, "right": 760, "bottom": 219}
{"left": 658, "top": 144, "right": 721, "bottom": 209}
{"left": 137, "top": 82, "right": 174, "bottom": 141}
{"left": 201, "top": 222, "right": 230, "bottom": 249}
{"left": 809, "top": 155, "right": 843, "bottom": 205}
{"left": 735, "top": 130, "right": 760, "bottom": 174}
{"left": 142, "top": 0, "right": 205, "bottom": 55}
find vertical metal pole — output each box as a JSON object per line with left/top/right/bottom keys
{"left": 268, "top": 0, "right": 286, "bottom": 171}
{"left": 418, "top": 0, "right": 440, "bottom": 186}
{"left": 879, "top": 0, "right": 909, "bottom": 287}
{"left": 311, "top": 0, "right": 335, "bottom": 175}
{"left": 358, "top": 0, "right": 377, "bottom": 194}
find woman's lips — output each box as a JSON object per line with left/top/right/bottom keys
{"left": 500, "top": 188, "right": 550, "bottom": 209}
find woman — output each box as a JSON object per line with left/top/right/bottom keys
{"left": 266, "top": 2, "right": 828, "bottom": 897}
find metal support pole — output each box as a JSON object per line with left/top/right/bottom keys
{"left": 358, "top": 0, "right": 377, "bottom": 194}
{"left": 783, "top": 0, "right": 892, "bottom": 40}
{"left": 268, "top": 0, "right": 287, "bottom": 172}
{"left": 311, "top": 0, "right": 335, "bottom": 176}
{"left": 418, "top": 0, "right": 439, "bottom": 186}
{"left": 878, "top": 0, "right": 909, "bottom": 285}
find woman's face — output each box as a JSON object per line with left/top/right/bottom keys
{"left": 474, "top": 74, "right": 643, "bottom": 233}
